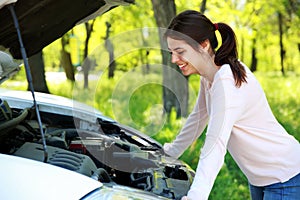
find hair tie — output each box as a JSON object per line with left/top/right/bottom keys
{"left": 214, "top": 23, "right": 218, "bottom": 31}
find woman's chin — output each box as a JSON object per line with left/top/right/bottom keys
{"left": 182, "top": 71, "right": 191, "bottom": 76}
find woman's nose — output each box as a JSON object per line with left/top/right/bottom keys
{"left": 171, "top": 54, "right": 179, "bottom": 63}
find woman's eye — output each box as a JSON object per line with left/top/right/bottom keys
{"left": 177, "top": 51, "right": 184, "bottom": 55}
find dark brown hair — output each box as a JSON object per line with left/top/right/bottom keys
{"left": 164, "top": 10, "right": 247, "bottom": 87}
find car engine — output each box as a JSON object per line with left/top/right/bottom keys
{"left": 0, "top": 99, "right": 194, "bottom": 199}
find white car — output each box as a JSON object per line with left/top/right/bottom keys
{"left": 0, "top": 87, "right": 194, "bottom": 200}
{"left": 1, "top": 153, "right": 173, "bottom": 200}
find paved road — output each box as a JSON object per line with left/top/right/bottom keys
{"left": 45, "top": 72, "right": 100, "bottom": 82}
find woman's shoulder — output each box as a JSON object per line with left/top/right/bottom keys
{"left": 215, "top": 64, "right": 233, "bottom": 79}
{"left": 213, "top": 63, "right": 252, "bottom": 88}
{"left": 217, "top": 62, "right": 252, "bottom": 78}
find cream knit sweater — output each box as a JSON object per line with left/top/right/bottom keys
{"left": 163, "top": 64, "right": 300, "bottom": 200}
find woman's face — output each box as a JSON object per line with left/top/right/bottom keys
{"left": 167, "top": 37, "right": 204, "bottom": 76}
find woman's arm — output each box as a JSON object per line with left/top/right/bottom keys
{"left": 187, "top": 74, "right": 244, "bottom": 199}
{"left": 163, "top": 78, "right": 209, "bottom": 158}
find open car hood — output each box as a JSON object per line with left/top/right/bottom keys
{"left": 0, "top": 0, "right": 134, "bottom": 59}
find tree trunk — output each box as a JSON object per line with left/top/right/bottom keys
{"left": 105, "top": 38, "right": 116, "bottom": 79}
{"left": 104, "top": 22, "right": 116, "bottom": 79}
{"left": 82, "top": 57, "right": 91, "bottom": 89}
{"left": 61, "top": 35, "right": 75, "bottom": 81}
{"left": 151, "top": 0, "right": 189, "bottom": 118}
{"left": 250, "top": 37, "right": 257, "bottom": 72}
{"left": 278, "top": 12, "right": 285, "bottom": 75}
{"left": 83, "top": 20, "right": 95, "bottom": 88}
{"left": 28, "top": 51, "right": 50, "bottom": 93}
{"left": 200, "top": 0, "right": 207, "bottom": 13}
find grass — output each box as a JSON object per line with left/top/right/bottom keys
{"left": 2, "top": 67, "right": 299, "bottom": 200}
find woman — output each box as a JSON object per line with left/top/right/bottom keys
{"left": 163, "top": 10, "right": 300, "bottom": 200}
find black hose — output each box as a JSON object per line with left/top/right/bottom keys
{"left": 0, "top": 108, "right": 28, "bottom": 134}
{"left": 91, "top": 168, "right": 114, "bottom": 183}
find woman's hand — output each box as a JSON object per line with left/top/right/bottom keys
{"left": 181, "top": 196, "right": 189, "bottom": 200}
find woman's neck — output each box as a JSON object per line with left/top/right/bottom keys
{"left": 204, "top": 53, "right": 220, "bottom": 84}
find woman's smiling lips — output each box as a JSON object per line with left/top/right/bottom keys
{"left": 177, "top": 63, "right": 188, "bottom": 70}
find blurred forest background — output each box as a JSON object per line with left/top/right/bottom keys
{"left": 2, "top": 0, "right": 300, "bottom": 199}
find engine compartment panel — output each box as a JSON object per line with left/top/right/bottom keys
{"left": 0, "top": 101, "right": 194, "bottom": 199}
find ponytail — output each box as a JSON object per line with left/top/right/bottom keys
{"left": 214, "top": 23, "right": 247, "bottom": 87}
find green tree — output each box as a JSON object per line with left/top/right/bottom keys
{"left": 151, "top": 0, "right": 189, "bottom": 118}
{"left": 28, "top": 51, "right": 49, "bottom": 93}
{"left": 83, "top": 20, "right": 95, "bottom": 89}
{"left": 61, "top": 33, "right": 75, "bottom": 82}
{"left": 104, "top": 21, "right": 116, "bottom": 79}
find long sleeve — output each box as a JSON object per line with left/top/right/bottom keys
{"left": 187, "top": 69, "right": 245, "bottom": 200}
{"left": 163, "top": 78, "right": 209, "bottom": 158}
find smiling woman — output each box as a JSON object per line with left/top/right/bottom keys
{"left": 163, "top": 9, "right": 300, "bottom": 200}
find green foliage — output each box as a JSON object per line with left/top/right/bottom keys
{"left": 41, "top": 0, "right": 300, "bottom": 75}
{"left": 256, "top": 71, "right": 300, "bottom": 140}
{"left": 0, "top": 64, "right": 27, "bottom": 90}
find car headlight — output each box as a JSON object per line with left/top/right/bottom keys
{"left": 82, "top": 185, "right": 170, "bottom": 200}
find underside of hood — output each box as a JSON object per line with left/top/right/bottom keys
{"left": 0, "top": 0, "right": 134, "bottom": 59}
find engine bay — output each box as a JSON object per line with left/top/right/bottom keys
{"left": 0, "top": 101, "right": 194, "bottom": 199}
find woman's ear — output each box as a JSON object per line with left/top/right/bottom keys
{"left": 199, "top": 39, "right": 211, "bottom": 51}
